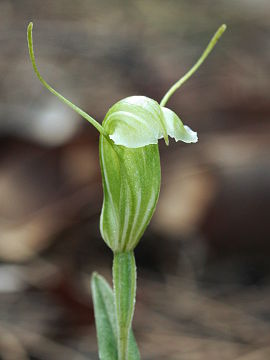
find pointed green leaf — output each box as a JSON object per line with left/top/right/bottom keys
{"left": 91, "top": 273, "right": 140, "bottom": 360}
{"left": 91, "top": 273, "right": 117, "bottom": 360}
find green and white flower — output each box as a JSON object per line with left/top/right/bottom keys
{"left": 27, "top": 22, "right": 226, "bottom": 360}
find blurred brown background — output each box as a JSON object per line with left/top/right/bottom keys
{"left": 0, "top": 0, "right": 269, "bottom": 359}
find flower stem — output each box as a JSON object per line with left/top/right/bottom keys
{"left": 160, "top": 24, "right": 226, "bottom": 107}
{"left": 113, "top": 251, "right": 136, "bottom": 360}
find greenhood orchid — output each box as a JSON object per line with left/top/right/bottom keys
{"left": 27, "top": 22, "right": 226, "bottom": 360}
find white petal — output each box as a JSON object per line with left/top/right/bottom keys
{"left": 161, "top": 107, "right": 198, "bottom": 143}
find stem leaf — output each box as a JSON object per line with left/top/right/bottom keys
{"left": 91, "top": 272, "right": 140, "bottom": 360}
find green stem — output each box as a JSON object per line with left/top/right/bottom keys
{"left": 113, "top": 251, "right": 136, "bottom": 360}
{"left": 27, "top": 22, "right": 108, "bottom": 137}
{"left": 160, "top": 24, "right": 226, "bottom": 107}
